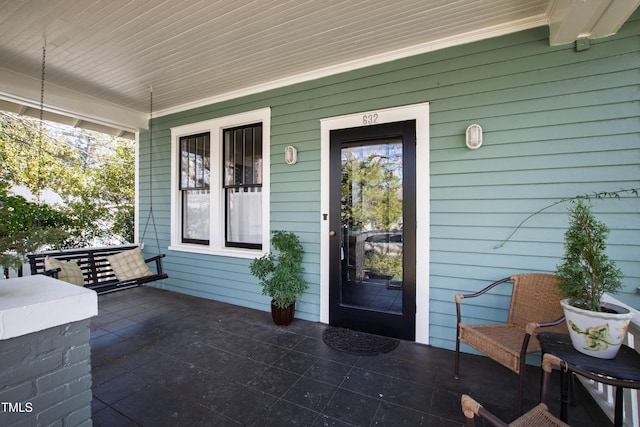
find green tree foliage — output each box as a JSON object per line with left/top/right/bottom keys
{"left": 93, "top": 143, "right": 135, "bottom": 242}
{"left": 0, "top": 184, "right": 70, "bottom": 270}
{"left": 0, "top": 112, "right": 135, "bottom": 270}
{"left": 341, "top": 151, "right": 402, "bottom": 232}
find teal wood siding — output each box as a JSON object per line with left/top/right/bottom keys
{"left": 139, "top": 13, "right": 640, "bottom": 350}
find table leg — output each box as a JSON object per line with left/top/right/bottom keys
{"left": 614, "top": 386, "right": 623, "bottom": 427}
{"left": 560, "top": 370, "right": 569, "bottom": 422}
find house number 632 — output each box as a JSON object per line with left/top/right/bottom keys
{"left": 362, "top": 113, "right": 378, "bottom": 125}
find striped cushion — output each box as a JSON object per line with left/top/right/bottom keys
{"left": 106, "top": 247, "right": 153, "bottom": 281}
{"left": 44, "top": 256, "right": 85, "bottom": 286}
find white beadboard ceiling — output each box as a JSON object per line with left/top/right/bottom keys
{"left": 0, "top": 0, "right": 637, "bottom": 138}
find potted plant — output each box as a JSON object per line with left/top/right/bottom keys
{"left": 556, "top": 199, "right": 633, "bottom": 358}
{"left": 249, "top": 230, "right": 308, "bottom": 326}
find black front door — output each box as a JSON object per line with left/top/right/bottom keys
{"left": 328, "top": 120, "right": 416, "bottom": 340}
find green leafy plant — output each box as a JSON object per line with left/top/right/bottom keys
{"left": 249, "top": 231, "right": 308, "bottom": 309}
{"left": 364, "top": 252, "right": 402, "bottom": 280}
{"left": 556, "top": 199, "right": 624, "bottom": 312}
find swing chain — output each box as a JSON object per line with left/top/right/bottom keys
{"left": 39, "top": 42, "right": 46, "bottom": 124}
{"left": 34, "top": 40, "right": 47, "bottom": 223}
{"left": 141, "top": 87, "right": 162, "bottom": 256}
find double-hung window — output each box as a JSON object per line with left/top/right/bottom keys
{"left": 224, "top": 124, "right": 262, "bottom": 249}
{"left": 170, "top": 108, "right": 270, "bottom": 257}
{"left": 180, "top": 133, "right": 210, "bottom": 245}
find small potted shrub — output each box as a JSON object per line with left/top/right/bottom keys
{"left": 249, "top": 230, "right": 308, "bottom": 326}
{"left": 556, "top": 199, "right": 633, "bottom": 358}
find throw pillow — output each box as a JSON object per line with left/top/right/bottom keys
{"left": 44, "top": 256, "right": 85, "bottom": 286}
{"left": 106, "top": 247, "right": 153, "bottom": 281}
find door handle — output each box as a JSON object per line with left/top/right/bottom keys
{"left": 329, "top": 230, "right": 336, "bottom": 237}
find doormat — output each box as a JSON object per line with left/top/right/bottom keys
{"left": 322, "top": 327, "right": 399, "bottom": 355}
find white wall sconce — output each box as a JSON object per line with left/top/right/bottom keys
{"left": 285, "top": 145, "right": 298, "bottom": 165}
{"left": 466, "top": 124, "right": 483, "bottom": 150}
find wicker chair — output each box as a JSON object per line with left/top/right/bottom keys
{"left": 454, "top": 273, "right": 567, "bottom": 411}
{"left": 460, "top": 353, "right": 570, "bottom": 426}
{"left": 461, "top": 396, "right": 569, "bottom": 427}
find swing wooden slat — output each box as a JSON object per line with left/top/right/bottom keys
{"left": 27, "top": 244, "right": 167, "bottom": 294}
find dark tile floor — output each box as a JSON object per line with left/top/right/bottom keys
{"left": 90, "top": 286, "right": 610, "bottom": 426}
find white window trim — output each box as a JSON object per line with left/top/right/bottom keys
{"left": 169, "top": 108, "right": 271, "bottom": 259}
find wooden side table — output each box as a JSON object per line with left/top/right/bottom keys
{"left": 538, "top": 332, "right": 640, "bottom": 427}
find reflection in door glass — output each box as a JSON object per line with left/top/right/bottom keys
{"left": 340, "top": 139, "right": 403, "bottom": 313}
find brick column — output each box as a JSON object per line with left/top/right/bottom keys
{"left": 0, "top": 319, "right": 93, "bottom": 426}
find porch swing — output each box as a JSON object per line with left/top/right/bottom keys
{"left": 27, "top": 44, "right": 168, "bottom": 293}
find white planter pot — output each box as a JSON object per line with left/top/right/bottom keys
{"left": 561, "top": 299, "right": 634, "bottom": 359}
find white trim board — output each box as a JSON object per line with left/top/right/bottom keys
{"left": 167, "top": 108, "right": 271, "bottom": 259}
{"left": 320, "top": 102, "right": 431, "bottom": 345}
{"left": 155, "top": 16, "right": 545, "bottom": 118}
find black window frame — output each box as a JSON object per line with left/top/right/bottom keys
{"left": 223, "top": 123, "right": 263, "bottom": 250}
{"left": 179, "top": 132, "right": 210, "bottom": 245}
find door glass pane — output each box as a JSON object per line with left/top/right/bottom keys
{"left": 340, "top": 139, "right": 403, "bottom": 313}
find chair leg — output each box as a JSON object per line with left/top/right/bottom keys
{"left": 454, "top": 328, "right": 461, "bottom": 379}
{"left": 517, "top": 351, "right": 529, "bottom": 413}
{"left": 518, "top": 370, "right": 524, "bottom": 413}
{"left": 517, "top": 333, "right": 533, "bottom": 414}
{"left": 540, "top": 362, "right": 552, "bottom": 405}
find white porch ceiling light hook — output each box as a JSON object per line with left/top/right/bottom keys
{"left": 466, "top": 124, "right": 483, "bottom": 150}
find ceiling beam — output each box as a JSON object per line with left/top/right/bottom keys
{"left": 0, "top": 67, "right": 148, "bottom": 133}
{"left": 548, "top": 0, "right": 640, "bottom": 45}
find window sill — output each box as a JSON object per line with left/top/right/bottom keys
{"left": 168, "top": 244, "right": 264, "bottom": 260}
